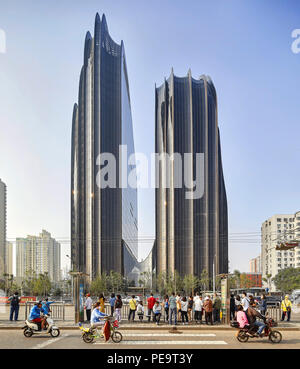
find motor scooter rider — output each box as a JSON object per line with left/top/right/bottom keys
{"left": 42, "top": 298, "right": 55, "bottom": 315}
{"left": 247, "top": 305, "right": 267, "bottom": 337}
{"left": 90, "top": 302, "right": 108, "bottom": 332}
{"left": 28, "top": 301, "right": 47, "bottom": 331}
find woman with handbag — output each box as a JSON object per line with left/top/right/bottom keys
{"left": 281, "top": 295, "right": 292, "bottom": 321}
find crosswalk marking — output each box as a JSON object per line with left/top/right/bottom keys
{"left": 94, "top": 340, "right": 227, "bottom": 345}
{"left": 31, "top": 334, "right": 68, "bottom": 349}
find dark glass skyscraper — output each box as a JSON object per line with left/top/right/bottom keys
{"left": 71, "top": 14, "right": 138, "bottom": 281}
{"left": 155, "top": 70, "right": 228, "bottom": 280}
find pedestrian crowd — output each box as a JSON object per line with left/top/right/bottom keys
{"left": 84, "top": 292, "right": 223, "bottom": 326}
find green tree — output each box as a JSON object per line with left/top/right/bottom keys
{"left": 273, "top": 267, "right": 300, "bottom": 293}
{"left": 90, "top": 273, "right": 108, "bottom": 296}
{"left": 200, "top": 269, "right": 210, "bottom": 292}
{"left": 183, "top": 274, "right": 199, "bottom": 295}
{"left": 262, "top": 273, "right": 273, "bottom": 292}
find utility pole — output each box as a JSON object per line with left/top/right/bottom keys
{"left": 69, "top": 271, "right": 89, "bottom": 323}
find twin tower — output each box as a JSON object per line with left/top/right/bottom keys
{"left": 71, "top": 14, "right": 228, "bottom": 283}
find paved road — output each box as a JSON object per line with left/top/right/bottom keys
{"left": 1, "top": 328, "right": 300, "bottom": 349}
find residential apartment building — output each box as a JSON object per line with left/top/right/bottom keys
{"left": 261, "top": 211, "right": 300, "bottom": 291}
{"left": 250, "top": 255, "right": 261, "bottom": 273}
{"left": 16, "top": 230, "right": 61, "bottom": 283}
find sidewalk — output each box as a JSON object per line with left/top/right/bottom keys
{"left": 0, "top": 320, "right": 299, "bottom": 330}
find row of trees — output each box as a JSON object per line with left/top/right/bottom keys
{"left": 0, "top": 270, "right": 71, "bottom": 297}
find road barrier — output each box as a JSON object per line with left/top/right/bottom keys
{"left": 25, "top": 302, "right": 65, "bottom": 321}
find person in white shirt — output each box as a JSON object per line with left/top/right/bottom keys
{"left": 241, "top": 292, "right": 250, "bottom": 312}
{"left": 193, "top": 293, "right": 203, "bottom": 324}
{"left": 85, "top": 294, "right": 93, "bottom": 322}
{"left": 153, "top": 301, "right": 162, "bottom": 325}
{"left": 180, "top": 297, "right": 189, "bottom": 325}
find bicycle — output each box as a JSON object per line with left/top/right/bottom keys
{"left": 79, "top": 317, "right": 122, "bottom": 344}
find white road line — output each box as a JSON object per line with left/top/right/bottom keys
{"left": 122, "top": 333, "right": 216, "bottom": 337}
{"left": 94, "top": 340, "right": 227, "bottom": 345}
{"left": 31, "top": 334, "right": 68, "bottom": 349}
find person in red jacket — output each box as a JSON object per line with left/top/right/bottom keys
{"left": 147, "top": 293, "right": 156, "bottom": 322}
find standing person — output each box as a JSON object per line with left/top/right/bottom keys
{"left": 194, "top": 293, "right": 203, "bottom": 324}
{"left": 114, "top": 295, "right": 123, "bottom": 322}
{"left": 241, "top": 292, "right": 250, "bottom": 314}
{"left": 176, "top": 294, "right": 182, "bottom": 321}
{"left": 169, "top": 292, "right": 177, "bottom": 325}
{"left": 180, "top": 297, "right": 189, "bottom": 325}
{"left": 213, "top": 294, "right": 221, "bottom": 323}
{"left": 281, "top": 295, "right": 292, "bottom": 322}
{"left": 98, "top": 293, "right": 106, "bottom": 313}
{"left": 163, "top": 295, "right": 169, "bottom": 322}
{"left": 84, "top": 294, "right": 92, "bottom": 322}
{"left": 230, "top": 294, "right": 236, "bottom": 320}
{"left": 128, "top": 295, "right": 137, "bottom": 322}
{"left": 147, "top": 293, "right": 156, "bottom": 322}
{"left": 109, "top": 293, "right": 116, "bottom": 316}
{"left": 153, "top": 301, "right": 162, "bottom": 325}
{"left": 203, "top": 296, "right": 213, "bottom": 325}
{"left": 260, "top": 294, "right": 267, "bottom": 316}
{"left": 137, "top": 301, "right": 144, "bottom": 322}
{"left": 8, "top": 292, "right": 21, "bottom": 322}
{"left": 188, "top": 295, "right": 194, "bottom": 322}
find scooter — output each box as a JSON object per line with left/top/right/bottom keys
{"left": 22, "top": 314, "right": 60, "bottom": 338}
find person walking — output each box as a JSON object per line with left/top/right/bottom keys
{"left": 169, "top": 292, "right": 177, "bottom": 325}
{"left": 128, "top": 295, "right": 137, "bottom": 322}
{"left": 213, "top": 294, "right": 221, "bottom": 323}
{"left": 8, "top": 292, "right": 20, "bottom": 321}
{"left": 188, "top": 295, "right": 193, "bottom": 322}
{"left": 281, "top": 295, "right": 292, "bottom": 322}
{"left": 147, "top": 293, "right": 156, "bottom": 322}
{"left": 109, "top": 293, "right": 116, "bottom": 316}
{"left": 84, "top": 294, "right": 92, "bottom": 322}
{"left": 114, "top": 295, "right": 123, "bottom": 322}
{"left": 241, "top": 292, "right": 250, "bottom": 313}
{"left": 194, "top": 293, "right": 203, "bottom": 324}
{"left": 203, "top": 296, "right": 213, "bottom": 325}
{"left": 181, "top": 297, "right": 189, "bottom": 325}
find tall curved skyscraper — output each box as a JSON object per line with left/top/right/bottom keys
{"left": 71, "top": 14, "right": 138, "bottom": 281}
{"left": 155, "top": 70, "right": 228, "bottom": 280}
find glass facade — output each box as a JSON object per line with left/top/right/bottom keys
{"left": 71, "top": 14, "right": 138, "bottom": 281}
{"left": 155, "top": 71, "right": 228, "bottom": 280}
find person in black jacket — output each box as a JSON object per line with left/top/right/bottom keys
{"left": 247, "top": 305, "right": 266, "bottom": 337}
{"left": 8, "top": 292, "right": 21, "bottom": 321}
{"left": 230, "top": 294, "right": 236, "bottom": 320}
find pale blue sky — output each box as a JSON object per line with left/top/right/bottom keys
{"left": 0, "top": 0, "right": 299, "bottom": 273}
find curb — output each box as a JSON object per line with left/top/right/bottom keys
{"left": 0, "top": 325, "right": 299, "bottom": 331}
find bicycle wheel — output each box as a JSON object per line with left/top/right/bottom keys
{"left": 269, "top": 330, "right": 282, "bottom": 343}
{"left": 236, "top": 331, "right": 249, "bottom": 343}
{"left": 111, "top": 331, "right": 123, "bottom": 343}
{"left": 82, "top": 332, "right": 94, "bottom": 343}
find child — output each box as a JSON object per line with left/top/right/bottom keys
{"left": 153, "top": 301, "right": 162, "bottom": 325}
{"left": 137, "top": 301, "right": 144, "bottom": 322}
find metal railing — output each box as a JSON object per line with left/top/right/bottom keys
{"left": 25, "top": 302, "right": 65, "bottom": 321}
